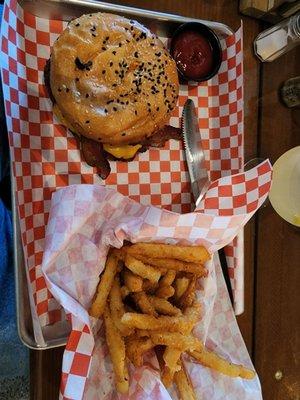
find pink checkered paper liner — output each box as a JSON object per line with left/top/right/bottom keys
{"left": 0, "top": 0, "right": 244, "bottom": 344}
{"left": 42, "top": 160, "right": 271, "bottom": 400}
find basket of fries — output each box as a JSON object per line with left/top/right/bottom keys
{"left": 42, "top": 161, "right": 271, "bottom": 399}
{"left": 89, "top": 244, "right": 254, "bottom": 397}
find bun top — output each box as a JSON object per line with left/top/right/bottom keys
{"left": 50, "top": 12, "right": 179, "bottom": 146}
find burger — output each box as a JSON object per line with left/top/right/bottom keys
{"left": 44, "top": 12, "right": 180, "bottom": 178}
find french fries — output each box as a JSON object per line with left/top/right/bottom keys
{"left": 160, "top": 269, "right": 176, "bottom": 286}
{"left": 104, "top": 307, "right": 129, "bottom": 394}
{"left": 109, "top": 279, "right": 132, "bottom": 336}
{"left": 133, "top": 291, "right": 158, "bottom": 316}
{"left": 122, "top": 312, "right": 191, "bottom": 334}
{"left": 155, "top": 284, "right": 175, "bottom": 299}
{"left": 89, "top": 252, "right": 119, "bottom": 318}
{"left": 142, "top": 279, "right": 158, "bottom": 293}
{"left": 174, "top": 361, "right": 197, "bottom": 400}
{"left": 126, "top": 336, "right": 153, "bottom": 367}
{"left": 151, "top": 332, "right": 203, "bottom": 352}
{"left": 120, "top": 285, "right": 130, "bottom": 299}
{"left": 128, "top": 242, "right": 210, "bottom": 264}
{"left": 123, "top": 269, "right": 143, "bottom": 292}
{"left": 174, "top": 277, "right": 190, "bottom": 300}
{"left": 178, "top": 276, "right": 197, "bottom": 309}
{"left": 162, "top": 348, "right": 182, "bottom": 387}
{"left": 89, "top": 241, "right": 255, "bottom": 396}
{"left": 189, "top": 349, "right": 256, "bottom": 379}
{"left": 125, "top": 254, "right": 161, "bottom": 283}
{"left": 131, "top": 254, "right": 207, "bottom": 276}
{"left": 148, "top": 296, "right": 181, "bottom": 316}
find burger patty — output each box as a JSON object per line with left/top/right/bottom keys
{"left": 44, "top": 59, "right": 182, "bottom": 179}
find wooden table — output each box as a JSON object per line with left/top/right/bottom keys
{"left": 30, "top": 1, "right": 300, "bottom": 399}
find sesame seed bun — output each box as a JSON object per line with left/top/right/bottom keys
{"left": 49, "top": 12, "right": 179, "bottom": 146}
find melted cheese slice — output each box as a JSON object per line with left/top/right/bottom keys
{"left": 103, "top": 143, "right": 142, "bottom": 159}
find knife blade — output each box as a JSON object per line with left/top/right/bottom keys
{"left": 182, "top": 99, "right": 210, "bottom": 207}
{"left": 182, "top": 99, "right": 234, "bottom": 305}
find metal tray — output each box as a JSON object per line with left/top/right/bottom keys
{"left": 14, "top": 0, "right": 234, "bottom": 349}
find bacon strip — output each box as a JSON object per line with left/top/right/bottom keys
{"left": 142, "top": 125, "right": 182, "bottom": 148}
{"left": 80, "top": 136, "right": 111, "bottom": 179}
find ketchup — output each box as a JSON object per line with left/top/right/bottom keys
{"left": 172, "top": 30, "right": 214, "bottom": 80}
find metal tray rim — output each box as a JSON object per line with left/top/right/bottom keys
{"left": 13, "top": 0, "right": 235, "bottom": 350}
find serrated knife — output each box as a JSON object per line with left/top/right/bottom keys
{"left": 182, "top": 99, "right": 210, "bottom": 208}
{"left": 182, "top": 99, "right": 234, "bottom": 305}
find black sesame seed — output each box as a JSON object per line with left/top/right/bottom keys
{"left": 126, "top": 39, "right": 130, "bottom": 43}
{"left": 134, "top": 110, "right": 137, "bottom": 115}
{"left": 130, "top": 26, "right": 134, "bottom": 31}
{"left": 75, "top": 23, "right": 80, "bottom": 27}
{"left": 112, "top": 83, "right": 117, "bottom": 87}
{"left": 105, "top": 36, "right": 109, "bottom": 41}
{"left": 113, "top": 107, "right": 117, "bottom": 111}
{"left": 85, "top": 93, "right": 89, "bottom": 98}
{"left": 109, "top": 62, "right": 113, "bottom": 67}
{"left": 104, "top": 108, "right": 108, "bottom": 113}
{"left": 66, "top": 88, "right": 69, "bottom": 93}
{"left": 150, "top": 43, "right": 155, "bottom": 46}
{"left": 92, "top": 33, "right": 96, "bottom": 37}
{"left": 112, "top": 51, "right": 116, "bottom": 55}
{"left": 121, "top": 133, "right": 126, "bottom": 136}
{"left": 107, "top": 100, "right": 113, "bottom": 104}
{"left": 75, "top": 57, "right": 92, "bottom": 70}
{"left": 156, "top": 107, "right": 159, "bottom": 111}
{"left": 58, "top": 88, "right": 62, "bottom": 92}
{"left": 134, "top": 51, "right": 139, "bottom": 58}
{"left": 75, "top": 77, "right": 79, "bottom": 82}
{"left": 102, "top": 47, "right": 106, "bottom": 51}
{"left": 102, "top": 70, "right": 106, "bottom": 75}
{"left": 118, "top": 43, "right": 122, "bottom": 47}
{"left": 86, "top": 120, "right": 90, "bottom": 123}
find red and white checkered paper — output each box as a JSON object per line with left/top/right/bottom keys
{"left": 42, "top": 161, "right": 271, "bottom": 400}
{"left": 1, "top": 0, "right": 245, "bottom": 344}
